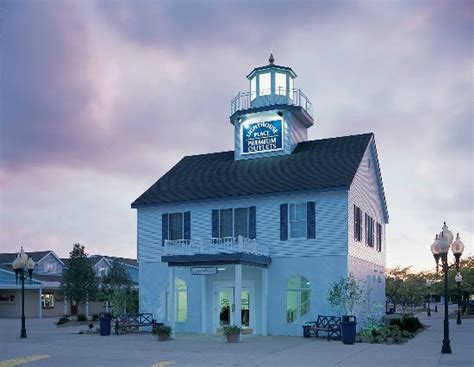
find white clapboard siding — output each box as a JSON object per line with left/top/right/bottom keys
{"left": 137, "top": 189, "right": 348, "bottom": 263}
{"left": 348, "top": 139, "right": 387, "bottom": 267}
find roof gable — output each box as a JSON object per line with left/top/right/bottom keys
{"left": 132, "top": 133, "right": 373, "bottom": 207}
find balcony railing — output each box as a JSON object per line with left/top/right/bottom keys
{"left": 164, "top": 236, "right": 268, "bottom": 257}
{"left": 230, "top": 88, "right": 313, "bottom": 117}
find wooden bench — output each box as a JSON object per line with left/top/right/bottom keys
{"left": 115, "top": 313, "right": 159, "bottom": 335}
{"left": 303, "top": 315, "right": 341, "bottom": 341}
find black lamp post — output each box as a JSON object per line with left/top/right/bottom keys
{"left": 430, "top": 223, "right": 464, "bottom": 354}
{"left": 12, "top": 247, "right": 35, "bottom": 339}
{"left": 426, "top": 279, "right": 432, "bottom": 317}
{"left": 455, "top": 272, "right": 462, "bottom": 325}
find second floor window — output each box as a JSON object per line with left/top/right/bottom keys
{"left": 376, "top": 223, "right": 382, "bottom": 252}
{"left": 43, "top": 262, "right": 56, "bottom": 273}
{"left": 354, "top": 205, "right": 362, "bottom": 242}
{"left": 365, "top": 214, "right": 374, "bottom": 247}
{"left": 289, "top": 203, "right": 307, "bottom": 239}
{"left": 212, "top": 207, "right": 256, "bottom": 239}
{"left": 169, "top": 213, "right": 184, "bottom": 240}
{"left": 162, "top": 211, "right": 191, "bottom": 245}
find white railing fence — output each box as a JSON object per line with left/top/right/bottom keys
{"left": 164, "top": 236, "right": 268, "bottom": 257}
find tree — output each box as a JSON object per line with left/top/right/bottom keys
{"left": 102, "top": 262, "right": 137, "bottom": 314}
{"left": 327, "top": 273, "right": 363, "bottom": 316}
{"left": 60, "top": 244, "right": 99, "bottom": 314}
{"left": 386, "top": 266, "right": 428, "bottom": 316}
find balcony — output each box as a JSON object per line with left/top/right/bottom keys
{"left": 230, "top": 88, "right": 313, "bottom": 118}
{"left": 164, "top": 236, "right": 269, "bottom": 257}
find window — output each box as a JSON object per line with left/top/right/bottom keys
{"left": 219, "top": 209, "right": 233, "bottom": 238}
{"left": 354, "top": 205, "right": 362, "bottom": 242}
{"left": 41, "top": 293, "right": 54, "bottom": 309}
{"left": 97, "top": 267, "right": 108, "bottom": 277}
{"left": 288, "top": 76, "right": 294, "bottom": 98}
{"left": 259, "top": 72, "right": 271, "bottom": 96}
{"left": 234, "top": 208, "right": 249, "bottom": 237}
{"left": 376, "top": 223, "right": 382, "bottom": 252}
{"left": 286, "top": 276, "right": 311, "bottom": 323}
{"left": 365, "top": 213, "right": 374, "bottom": 247}
{"left": 166, "top": 278, "right": 187, "bottom": 322}
{"left": 169, "top": 213, "right": 184, "bottom": 240}
{"left": 275, "top": 72, "right": 286, "bottom": 95}
{"left": 250, "top": 77, "right": 256, "bottom": 101}
{"left": 289, "top": 203, "right": 307, "bottom": 239}
{"left": 215, "top": 208, "right": 252, "bottom": 238}
{"left": 43, "top": 262, "right": 55, "bottom": 273}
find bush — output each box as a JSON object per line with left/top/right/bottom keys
{"left": 357, "top": 324, "right": 413, "bottom": 344}
{"left": 56, "top": 315, "right": 69, "bottom": 325}
{"left": 402, "top": 317, "right": 422, "bottom": 333}
{"left": 389, "top": 317, "right": 423, "bottom": 333}
{"left": 223, "top": 325, "right": 241, "bottom": 336}
{"left": 77, "top": 314, "right": 87, "bottom": 321}
{"left": 153, "top": 325, "right": 172, "bottom": 337}
{"left": 92, "top": 314, "right": 99, "bottom": 321}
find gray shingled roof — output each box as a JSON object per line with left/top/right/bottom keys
{"left": 132, "top": 133, "right": 374, "bottom": 207}
{"left": 0, "top": 251, "right": 51, "bottom": 265}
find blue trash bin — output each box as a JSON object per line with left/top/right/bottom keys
{"left": 341, "top": 315, "right": 356, "bottom": 344}
{"left": 100, "top": 316, "right": 111, "bottom": 336}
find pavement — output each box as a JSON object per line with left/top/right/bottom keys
{"left": 0, "top": 306, "right": 473, "bottom": 366}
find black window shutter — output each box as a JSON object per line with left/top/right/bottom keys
{"left": 280, "top": 204, "right": 288, "bottom": 241}
{"left": 212, "top": 209, "right": 219, "bottom": 238}
{"left": 307, "top": 201, "right": 316, "bottom": 239}
{"left": 249, "top": 206, "right": 256, "bottom": 239}
{"left": 184, "top": 211, "right": 191, "bottom": 240}
{"left": 162, "top": 213, "right": 168, "bottom": 246}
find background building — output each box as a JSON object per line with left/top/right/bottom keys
{"left": 0, "top": 250, "right": 138, "bottom": 318}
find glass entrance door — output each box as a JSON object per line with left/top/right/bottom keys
{"left": 217, "top": 288, "right": 251, "bottom": 330}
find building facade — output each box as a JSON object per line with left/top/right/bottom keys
{"left": 133, "top": 56, "right": 388, "bottom": 336}
{"left": 0, "top": 251, "right": 138, "bottom": 318}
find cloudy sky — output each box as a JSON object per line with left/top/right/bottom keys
{"left": 1, "top": 0, "right": 472, "bottom": 271}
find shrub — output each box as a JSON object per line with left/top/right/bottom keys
{"left": 153, "top": 325, "right": 172, "bottom": 337}
{"left": 389, "top": 317, "right": 423, "bottom": 333}
{"left": 56, "top": 315, "right": 69, "bottom": 325}
{"left": 92, "top": 314, "right": 99, "bottom": 321}
{"left": 223, "top": 325, "right": 241, "bottom": 336}
{"left": 402, "top": 317, "right": 422, "bottom": 333}
{"left": 77, "top": 314, "right": 87, "bottom": 321}
{"left": 357, "top": 324, "right": 414, "bottom": 344}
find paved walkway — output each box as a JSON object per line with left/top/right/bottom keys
{"left": 0, "top": 307, "right": 472, "bottom": 366}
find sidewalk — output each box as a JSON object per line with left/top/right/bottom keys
{"left": 0, "top": 308, "right": 472, "bottom": 366}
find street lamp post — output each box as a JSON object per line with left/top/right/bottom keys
{"left": 430, "top": 223, "right": 465, "bottom": 354}
{"left": 426, "top": 279, "right": 432, "bottom": 317}
{"left": 455, "top": 272, "right": 462, "bottom": 325}
{"left": 12, "top": 247, "right": 35, "bottom": 339}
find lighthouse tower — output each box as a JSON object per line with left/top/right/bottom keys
{"left": 230, "top": 54, "right": 314, "bottom": 160}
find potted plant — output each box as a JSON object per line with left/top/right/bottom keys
{"left": 223, "top": 325, "right": 241, "bottom": 343}
{"left": 154, "top": 324, "right": 172, "bottom": 341}
{"left": 327, "top": 273, "right": 363, "bottom": 344}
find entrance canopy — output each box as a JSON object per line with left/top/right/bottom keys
{"left": 161, "top": 253, "right": 271, "bottom": 268}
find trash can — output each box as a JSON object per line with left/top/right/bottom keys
{"left": 100, "top": 316, "right": 111, "bottom": 336}
{"left": 341, "top": 315, "right": 356, "bottom": 344}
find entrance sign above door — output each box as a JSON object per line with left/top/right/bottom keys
{"left": 191, "top": 267, "right": 217, "bottom": 275}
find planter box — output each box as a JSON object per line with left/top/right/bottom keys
{"left": 226, "top": 333, "right": 240, "bottom": 343}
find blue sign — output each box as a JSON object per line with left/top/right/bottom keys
{"left": 242, "top": 119, "right": 283, "bottom": 154}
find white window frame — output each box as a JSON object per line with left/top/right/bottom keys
{"left": 166, "top": 277, "right": 187, "bottom": 322}
{"left": 168, "top": 212, "right": 185, "bottom": 241}
{"left": 259, "top": 72, "right": 271, "bottom": 96}
{"left": 286, "top": 276, "right": 311, "bottom": 323}
{"left": 217, "top": 208, "right": 250, "bottom": 239}
{"left": 250, "top": 76, "right": 256, "bottom": 101}
{"left": 275, "top": 72, "right": 287, "bottom": 96}
{"left": 41, "top": 293, "right": 55, "bottom": 309}
{"left": 288, "top": 203, "right": 307, "bottom": 239}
